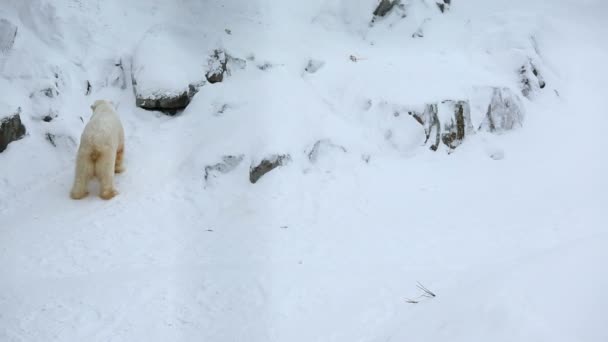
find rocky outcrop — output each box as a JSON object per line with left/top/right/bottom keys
{"left": 1, "top": 109, "right": 26, "bottom": 153}
{"left": 436, "top": 0, "right": 452, "bottom": 13}
{"left": 409, "top": 100, "right": 473, "bottom": 151}
{"left": 249, "top": 154, "right": 290, "bottom": 184}
{"left": 519, "top": 60, "right": 546, "bottom": 98}
{"left": 0, "top": 18, "right": 17, "bottom": 53}
{"left": 206, "top": 49, "right": 227, "bottom": 84}
{"left": 479, "top": 87, "right": 525, "bottom": 132}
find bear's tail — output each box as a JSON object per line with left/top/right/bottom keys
{"left": 90, "top": 149, "right": 101, "bottom": 162}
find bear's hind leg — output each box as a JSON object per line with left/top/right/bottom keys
{"left": 97, "top": 151, "right": 118, "bottom": 200}
{"left": 70, "top": 151, "right": 94, "bottom": 199}
{"left": 115, "top": 145, "right": 125, "bottom": 174}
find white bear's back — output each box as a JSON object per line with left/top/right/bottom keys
{"left": 80, "top": 104, "right": 122, "bottom": 150}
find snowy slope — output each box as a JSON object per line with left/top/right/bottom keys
{"left": 1, "top": 0, "right": 607, "bottom": 341}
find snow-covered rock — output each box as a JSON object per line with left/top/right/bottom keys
{"left": 439, "top": 100, "right": 474, "bottom": 149}
{"left": 204, "top": 154, "right": 244, "bottom": 183}
{"left": 520, "top": 59, "right": 546, "bottom": 98}
{"left": 479, "top": 87, "right": 525, "bottom": 132}
{"left": 131, "top": 25, "right": 211, "bottom": 113}
{"left": 0, "top": 18, "right": 18, "bottom": 53}
{"left": 304, "top": 59, "right": 325, "bottom": 74}
{"left": 307, "top": 139, "right": 347, "bottom": 164}
{"left": 409, "top": 100, "right": 473, "bottom": 151}
{"left": 205, "top": 49, "right": 227, "bottom": 84}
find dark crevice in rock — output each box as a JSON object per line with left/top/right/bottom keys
{"left": 85, "top": 80, "right": 92, "bottom": 95}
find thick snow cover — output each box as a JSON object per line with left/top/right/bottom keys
{"left": 1, "top": 0, "right": 607, "bottom": 341}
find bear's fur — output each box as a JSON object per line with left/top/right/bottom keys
{"left": 70, "top": 100, "right": 125, "bottom": 200}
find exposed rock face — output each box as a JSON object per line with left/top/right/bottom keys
{"left": 0, "top": 18, "right": 18, "bottom": 53}
{"left": 440, "top": 100, "right": 473, "bottom": 149}
{"left": 373, "top": 0, "right": 400, "bottom": 17}
{"left": 520, "top": 60, "right": 546, "bottom": 98}
{"left": 479, "top": 87, "right": 525, "bottom": 132}
{"left": 409, "top": 100, "right": 473, "bottom": 151}
{"left": 249, "top": 154, "right": 290, "bottom": 184}
{"left": 0, "top": 109, "right": 26, "bottom": 153}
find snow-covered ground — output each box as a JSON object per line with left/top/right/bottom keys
{"left": 1, "top": 0, "right": 607, "bottom": 341}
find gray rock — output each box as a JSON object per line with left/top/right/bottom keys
{"left": 133, "top": 79, "right": 203, "bottom": 115}
{"left": 249, "top": 154, "right": 290, "bottom": 184}
{"left": 480, "top": 87, "right": 525, "bottom": 132}
{"left": 0, "top": 18, "right": 18, "bottom": 53}
{"left": 0, "top": 109, "right": 26, "bottom": 153}
{"left": 135, "top": 90, "right": 190, "bottom": 114}
{"left": 373, "top": 0, "right": 400, "bottom": 17}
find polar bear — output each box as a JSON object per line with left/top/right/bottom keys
{"left": 70, "top": 100, "right": 125, "bottom": 200}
